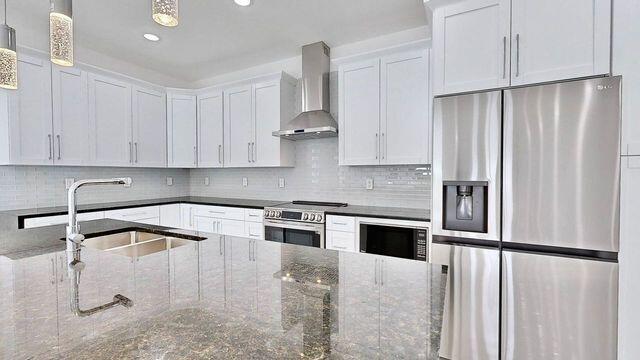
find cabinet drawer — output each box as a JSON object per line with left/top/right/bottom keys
{"left": 326, "top": 215, "right": 356, "bottom": 232}
{"left": 245, "top": 221, "right": 264, "bottom": 240}
{"left": 220, "top": 219, "right": 246, "bottom": 237}
{"left": 326, "top": 230, "right": 357, "bottom": 252}
{"left": 24, "top": 211, "right": 104, "bottom": 229}
{"left": 193, "top": 205, "right": 245, "bottom": 221}
{"left": 105, "top": 206, "right": 160, "bottom": 221}
{"left": 244, "top": 208, "right": 264, "bottom": 223}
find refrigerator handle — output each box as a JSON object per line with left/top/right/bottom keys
{"left": 501, "top": 252, "right": 511, "bottom": 360}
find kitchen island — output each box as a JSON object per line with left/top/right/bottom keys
{"left": 0, "top": 220, "right": 446, "bottom": 359}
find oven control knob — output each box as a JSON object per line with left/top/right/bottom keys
{"left": 309, "top": 214, "right": 316, "bottom": 221}
{"left": 316, "top": 214, "right": 323, "bottom": 222}
{"left": 303, "top": 213, "right": 309, "bottom": 220}
{"left": 276, "top": 211, "right": 282, "bottom": 218}
{"left": 266, "top": 210, "right": 272, "bottom": 217}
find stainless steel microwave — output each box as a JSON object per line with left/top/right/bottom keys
{"left": 358, "top": 218, "right": 429, "bottom": 261}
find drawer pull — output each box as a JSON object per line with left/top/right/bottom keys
{"left": 333, "top": 222, "right": 348, "bottom": 226}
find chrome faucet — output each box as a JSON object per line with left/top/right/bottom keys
{"left": 65, "top": 178, "right": 134, "bottom": 317}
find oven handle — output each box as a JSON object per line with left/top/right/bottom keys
{"left": 263, "top": 219, "right": 324, "bottom": 232}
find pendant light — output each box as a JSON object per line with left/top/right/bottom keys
{"left": 0, "top": 0, "right": 17, "bottom": 90}
{"left": 152, "top": 0, "right": 178, "bottom": 27}
{"left": 49, "top": 0, "right": 73, "bottom": 67}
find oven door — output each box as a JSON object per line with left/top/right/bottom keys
{"left": 264, "top": 219, "right": 325, "bottom": 248}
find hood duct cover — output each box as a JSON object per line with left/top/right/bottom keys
{"left": 273, "top": 41, "right": 338, "bottom": 140}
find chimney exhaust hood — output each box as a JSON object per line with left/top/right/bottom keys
{"left": 273, "top": 42, "right": 338, "bottom": 140}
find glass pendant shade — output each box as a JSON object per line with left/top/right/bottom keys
{"left": 0, "top": 24, "right": 17, "bottom": 90}
{"left": 49, "top": 0, "right": 73, "bottom": 67}
{"left": 152, "top": 0, "right": 178, "bottom": 27}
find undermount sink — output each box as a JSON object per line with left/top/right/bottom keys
{"left": 82, "top": 231, "right": 193, "bottom": 258}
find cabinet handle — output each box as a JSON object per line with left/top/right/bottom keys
{"left": 249, "top": 240, "right": 252, "bottom": 261}
{"left": 515, "top": 33, "right": 520, "bottom": 77}
{"left": 375, "top": 133, "right": 379, "bottom": 160}
{"left": 252, "top": 142, "right": 256, "bottom": 163}
{"left": 50, "top": 257, "right": 55, "bottom": 285}
{"left": 56, "top": 135, "right": 61, "bottom": 160}
{"left": 59, "top": 254, "right": 65, "bottom": 282}
{"left": 218, "top": 145, "right": 222, "bottom": 164}
{"left": 502, "top": 36, "right": 507, "bottom": 79}
{"left": 134, "top": 142, "right": 138, "bottom": 163}
{"left": 374, "top": 258, "right": 379, "bottom": 285}
{"left": 194, "top": 146, "right": 198, "bottom": 166}
{"left": 189, "top": 207, "right": 193, "bottom": 227}
{"left": 129, "top": 142, "right": 133, "bottom": 163}
{"left": 381, "top": 133, "right": 385, "bottom": 160}
{"left": 48, "top": 135, "right": 52, "bottom": 160}
{"left": 247, "top": 142, "right": 251, "bottom": 163}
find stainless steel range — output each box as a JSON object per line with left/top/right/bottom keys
{"left": 264, "top": 201, "right": 347, "bottom": 249}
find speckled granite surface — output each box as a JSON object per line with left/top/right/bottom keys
{"left": 0, "top": 227, "right": 447, "bottom": 360}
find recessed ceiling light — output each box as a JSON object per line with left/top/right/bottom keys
{"left": 234, "top": 0, "right": 251, "bottom": 6}
{"left": 144, "top": 33, "right": 160, "bottom": 42}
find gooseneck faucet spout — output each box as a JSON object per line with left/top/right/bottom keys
{"left": 66, "top": 178, "right": 134, "bottom": 317}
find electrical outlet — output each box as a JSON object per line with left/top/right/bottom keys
{"left": 278, "top": 177, "right": 285, "bottom": 188}
{"left": 242, "top": 177, "right": 248, "bottom": 187}
{"left": 166, "top": 177, "right": 173, "bottom": 186}
{"left": 366, "top": 178, "right": 374, "bottom": 190}
{"left": 64, "top": 178, "right": 75, "bottom": 190}
{"left": 204, "top": 177, "right": 210, "bottom": 186}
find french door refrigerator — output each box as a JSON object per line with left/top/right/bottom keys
{"left": 432, "top": 77, "right": 620, "bottom": 360}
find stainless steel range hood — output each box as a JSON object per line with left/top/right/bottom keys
{"left": 273, "top": 42, "right": 338, "bottom": 140}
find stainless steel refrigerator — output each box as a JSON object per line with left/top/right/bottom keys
{"left": 432, "top": 77, "right": 620, "bottom": 360}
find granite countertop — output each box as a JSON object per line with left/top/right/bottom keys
{"left": 0, "top": 221, "right": 448, "bottom": 359}
{"left": 0, "top": 197, "right": 430, "bottom": 230}
{"left": 327, "top": 205, "right": 430, "bottom": 222}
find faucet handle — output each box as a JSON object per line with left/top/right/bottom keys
{"left": 68, "top": 233, "right": 85, "bottom": 244}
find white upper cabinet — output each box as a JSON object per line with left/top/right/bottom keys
{"left": 51, "top": 66, "right": 89, "bottom": 166}
{"left": 197, "top": 91, "right": 224, "bottom": 168}
{"left": 0, "top": 55, "right": 54, "bottom": 165}
{"left": 132, "top": 86, "right": 166, "bottom": 167}
{"left": 339, "top": 50, "right": 431, "bottom": 166}
{"left": 253, "top": 79, "right": 294, "bottom": 167}
{"left": 88, "top": 73, "right": 133, "bottom": 167}
{"left": 432, "top": 0, "right": 511, "bottom": 95}
{"left": 167, "top": 93, "right": 197, "bottom": 168}
{"left": 339, "top": 58, "right": 381, "bottom": 166}
{"left": 433, "top": 0, "right": 611, "bottom": 95}
{"left": 224, "top": 85, "right": 254, "bottom": 168}
{"left": 381, "top": 50, "right": 430, "bottom": 164}
{"left": 511, "top": 0, "right": 611, "bottom": 86}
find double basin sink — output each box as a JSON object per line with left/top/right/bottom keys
{"left": 81, "top": 231, "right": 194, "bottom": 258}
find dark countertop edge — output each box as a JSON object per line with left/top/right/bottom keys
{"left": 4, "top": 197, "right": 430, "bottom": 226}
{"left": 325, "top": 210, "right": 430, "bottom": 223}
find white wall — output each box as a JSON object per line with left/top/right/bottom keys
{"left": 613, "top": 0, "right": 640, "bottom": 358}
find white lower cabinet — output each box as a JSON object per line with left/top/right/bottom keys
{"left": 245, "top": 221, "right": 264, "bottom": 240}
{"left": 338, "top": 252, "right": 430, "bottom": 358}
{"left": 159, "top": 204, "right": 181, "bottom": 228}
{"left": 105, "top": 206, "right": 160, "bottom": 225}
{"left": 326, "top": 230, "right": 357, "bottom": 253}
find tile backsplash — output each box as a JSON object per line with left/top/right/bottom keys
{"left": 190, "top": 137, "right": 431, "bottom": 209}
{"left": 0, "top": 166, "right": 189, "bottom": 211}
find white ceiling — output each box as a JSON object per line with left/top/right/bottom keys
{"left": 9, "top": 0, "right": 428, "bottom": 83}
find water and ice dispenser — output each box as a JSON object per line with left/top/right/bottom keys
{"left": 442, "top": 181, "right": 488, "bottom": 233}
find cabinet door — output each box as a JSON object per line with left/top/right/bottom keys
{"left": 620, "top": 156, "right": 640, "bottom": 359}
{"left": 381, "top": 50, "right": 430, "bottom": 165}
{"left": 339, "top": 59, "right": 381, "bottom": 166}
{"left": 220, "top": 218, "right": 246, "bottom": 237}
{"left": 159, "top": 204, "right": 181, "bottom": 228}
{"left": 88, "top": 73, "right": 133, "bottom": 166}
{"left": 380, "top": 257, "right": 429, "bottom": 358}
{"left": 8, "top": 55, "right": 53, "bottom": 165}
{"left": 224, "top": 85, "right": 253, "bottom": 168}
{"left": 338, "top": 252, "right": 380, "bottom": 354}
{"left": 197, "top": 91, "right": 224, "bottom": 168}
{"left": 245, "top": 221, "right": 264, "bottom": 240}
{"left": 132, "top": 86, "right": 166, "bottom": 167}
{"left": 170, "top": 241, "right": 200, "bottom": 306}
{"left": 52, "top": 66, "right": 89, "bottom": 166}
{"left": 432, "top": 0, "right": 511, "bottom": 95}
{"left": 167, "top": 94, "right": 197, "bottom": 168}
{"left": 253, "top": 81, "right": 280, "bottom": 167}
{"left": 180, "top": 204, "right": 195, "bottom": 230}
{"left": 510, "top": 0, "right": 610, "bottom": 86}
{"left": 199, "top": 236, "right": 226, "bottom": 308}
{"left": 227, "top": 238, "right": 257, "bottom": 314}
{"left": 10, "top": 253, "right": 59, "bottom": 358}
{"left": 326, "top": 230, "right": 357, "bottom": 253}
{"left": 255, "top": 239, "right": 282, "bottom": 330}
